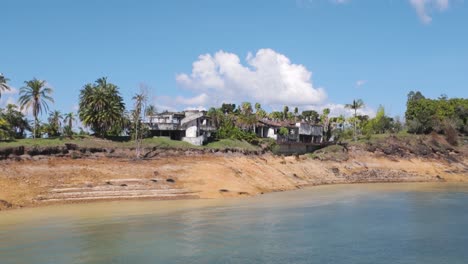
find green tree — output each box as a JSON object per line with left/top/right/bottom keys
{"left": 320, "top": 108, "right": 331, "bottom": 140}
{"left": 345, "top": 99, "right": 364, "bottom": 141}
{"left": 221, "top": 103, "right": 236, "bottom": 114}
{"left": 278, "top": 127, "right": 289, "bottom": 136}
{"left": 0, "top": 73, "right": 11, "bottom": 99}
{"left": 145, "top": 104, "right": 157, "bottom": 126}
{"left": 78, "top": 77, "right": 126, "bottom": 137}
{"left": 302, "top": 110, "right": 319, "bottom": 123}
{"left": 283, "top": 106, "right": 289, "bottom": 120}
{"left": 207, "top": 107, "right": 224, "bottom": 127}
{"left": 63, "top": 112, "right": 76, "bottom": 137}
{"left": 253, "top": 103, "right": 267, "bottom": 119}
{"left": 18, "top": 78, "right": 54, "bottom": 139}
{"left": 0, "top": 104, "right": 30, "bottom": 138}
{"left": 269, "top": 111, "right": 283, "bottom": 120}
{"left": 132, "top": 92, "right": 147, "bottom": 158}
{"left": 47, "top": 110, "right": 63, "bottom": 137}
{"left": 238, "top": 102, "right": 256, "bottom": 131}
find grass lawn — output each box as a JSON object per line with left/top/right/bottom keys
{"left": 0, "top": 136, "right": 259, "bottom": 151}
{"left": 205, "top": 139, "right": 261, "bottom": 151}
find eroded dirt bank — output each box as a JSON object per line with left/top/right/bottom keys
{"left": 1, "top": 147, "right": 467, "bottom": 211}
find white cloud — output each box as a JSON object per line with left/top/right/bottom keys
{"left": 356, "top": 80, "right": 367, "bottom": 87}
{"left": 409, "top": 0, "right": 450, "bottom": 24}
{"left": 176, "top": 49, "right": 327, "bottom": 108}
{"left": 174, "top": 93, "right": 209, "bottom": 106}
{"left": 1, "top": 87, "right": 18, "bottom": 95}
{"left": 0, "top": 96, "right": 16, "bottom": 108}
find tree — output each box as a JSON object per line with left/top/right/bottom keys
{"left": 78, "top": 77, "right": 126, "bottom": 137}
{"left": 238, "top": 102, "right": 256, "bottom": 131}
{"left": 254, "top": 102, "right": 261, "bottom": 112}
{"left": 0, "top": 104, "right": 30, "bottom": 138}
{"left": 0, "top": 73, "right": 11, "bottom": 99}
{"left": 18, "top": 78, "right": 54, "bottom": 139}
{"left": 47, "top": 110, "right": 63, "bottom": 137}
{"left": 241, "top": 102, "right": 253, "bottom": 116}
{"left": 269, "top": 111, "right": 283, "bottom": 120}
{"left": 321, "top": 108, "right": 331, "bottom": 140}
{"left": 145, "top": 104, "right": 157, "bottom": 126}
{"left": 63, "top": 112, "right": 76, "bottom": 137}
{"left": 221, "top": 103, "right": 236, "bottom": 114}
{"left": 283, "top": 106, "right": 289, "bottom": 120}
{"left": 345, "top": 99, "right": 364, "bottom": 141}
{"left": 132, "top": 92, "right": 147, "bottom": 158}
{"left": 302, "top": 110, "right": 319, "bottom": 123}
{"left": 279, "top": 127, "right": 289, "bottom": 136}
{"left": 207, "top": 107, "right": 224, "bottom": 127}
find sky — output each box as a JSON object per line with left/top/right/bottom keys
{"left": 1, "top": 0, "right": 467, "bottom": 122}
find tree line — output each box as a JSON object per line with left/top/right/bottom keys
{"left": 1, "top": 73, "right": 467, "bottom": 145}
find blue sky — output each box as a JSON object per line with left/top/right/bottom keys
{"left": 1, "top": 0, "right": 467, "bottom": 121}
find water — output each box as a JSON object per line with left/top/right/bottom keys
{"left": 1, "top": 183, "right": 468, "bottom": 264}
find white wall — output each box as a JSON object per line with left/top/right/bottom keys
{"left": 267, "top": 128, "right": 277, "bottom": 140}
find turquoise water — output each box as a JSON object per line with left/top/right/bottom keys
{"left": 1, "top": 183, "right": 468, "bottom": 264}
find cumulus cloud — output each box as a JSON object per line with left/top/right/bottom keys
{"left": 176, "top": 49, "right": 327, "bottom": 108}
{"left": 409, "top": 0, "right": 450, "bottom": 24}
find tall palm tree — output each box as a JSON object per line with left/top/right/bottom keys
{"left": 0, "top": 73, "right": 11, "bottom": 99}
{"left": 18, "top": 78, "right": 54, "bottom": 139}
{"left": 345, "top": 99, "right": 364, "bottom": 141}
{"left": 64, "top": 112, "right": 76, "bottom": 131}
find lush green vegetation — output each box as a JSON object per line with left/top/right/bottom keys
{"left": 206, "top": 139, "right": 261, "bottom": 151}
{"left": 0, "top": 72, "right": 466, "bottom": 153}
{"left": 405, "top": 91, "right": 467, "bottom": 142}
{"left": 78, "top": 77, "right": 126, "bottom": 137}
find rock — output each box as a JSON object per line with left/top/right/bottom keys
{"left": 331, "top": 167, "right": 340, "bottom": 176}
{"left": 166, "top": 178, "right": 175, "bottom": 183}
{"left": 65, "top": 143, "right": 78, "bottom": 150}
{"left": 219, "top": 189, "right": 229, "bottom": 192}
{"left": 8, "top": 154, "right": 21, "bottom": 161}
{"left": 0, "top": 199, "right": 13, "bottom": 210}
{"left": 20, "top": 154, "right": 32, "bottom": 160}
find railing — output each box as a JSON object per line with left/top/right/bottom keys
{"left": 199, "top": 125, "right": 217, "bottom": 132}
{"left": 147, "top": 123, "right": 180, "bottom": 130}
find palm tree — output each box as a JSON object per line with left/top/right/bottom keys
{"left": 132, "top": 92, "right": 147, "bottom": 158}
{"left": 18, "top": 78, "right": 54, "bottom": 139}
{"left": 145, "top": 104, "right": 157, "bottom": 126}
{"left": 283, "top": 106, "right": 289, "bottom": 120}
{"left": 78, "top": 77, "right": 125, "bottom": 137}
{"left": 64, "top": 112, "right": 76, "bottom": 130}
{"left": 48, "top": 110, "right": 63, "bottom": 137}
{"left": 0, "top": 73, "right": 11, "bottom": 99}
{"left": 345, "top": 99, "right": 364, "bottom": 141}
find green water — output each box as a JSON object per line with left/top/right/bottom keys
{"left": 1, "top": 183, "right": 468, "bottom": 264}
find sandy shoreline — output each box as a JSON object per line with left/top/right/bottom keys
{"left": 1, "top": 147, "right": 467, "bottom": 211}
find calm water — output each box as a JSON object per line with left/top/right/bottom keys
{"left": 1, "top": 183, "right": 468, "bottom": 264}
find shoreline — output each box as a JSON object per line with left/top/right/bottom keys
{"left": 1, "top": 148, "right": 467, "bottom": 212}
